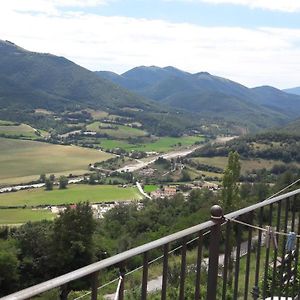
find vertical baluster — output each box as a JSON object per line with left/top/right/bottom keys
{"left": 262, "top": 203, "right": 273, "bottom": 299}
{"left": 141, "top": 252, "right": 149, "bottom": 300}
{"left": 91, "top": 271, "right": 99, "bottom": 300}
{"left": 233, "top": 222, "right": 242, "bottom": 299}
{"left": 206, "top": 205, "right": 223, "bottom": 300}
{"left": 286, "top": 196, "right": 297, "bottom": 299}
{"left": 222, "top": 221, "right": 231, "bottom": 300}
{"left": 252, "top": 206, "right": 264, "bottom": 300}
{"left": 179, "top": 237, "right": 187, "bottom": 300}
{"left": 194, "top": 231, "right": 203, "bottom": 300}
{"left": 244, "top": 212, "right": 253, "bottom": 300}
{"left": 292, "top": 195, "right": 300, "bottom": 299}
{"left": 161, "top": 243, "right": 169, "bottom": 300}
{"left": 271, "top": 201, "right": 282, "bottom": 300}
{"left": 118, "top": 266, "right": 125, "bottom": 300}
{"left": 278, "top": 198, "right": 289, "bottom": 299}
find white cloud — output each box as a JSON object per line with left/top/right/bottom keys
{"left": 176, "top": 0, "right": 300, "bottom": 13}
{"left": 0, "top": 4, "right": 300, "bottom": 88}
{"left": 2, "top": 0, "right": 109, "bottom": 16}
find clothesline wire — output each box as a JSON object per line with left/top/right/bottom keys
{"left": 265, "top": 177, "right": 300, "bottom": 201}
{"left": 225, "top": 217, "right": 300, "bottom": 238}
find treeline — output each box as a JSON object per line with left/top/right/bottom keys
{"left": 191, "top": 132, "right": 300, "bottom": 162}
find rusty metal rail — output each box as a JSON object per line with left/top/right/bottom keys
{"left": 2, "top": 188, "right": 300, "bottom": 300}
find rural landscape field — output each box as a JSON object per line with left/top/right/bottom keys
{"left": 1, "top": 1, "right": 300, "bottom": 298}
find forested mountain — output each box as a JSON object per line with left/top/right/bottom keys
{"left": 0, "top": 40, "right": 202, "bottom": 135}
{"left": 0, "top": 40, "right": 153, "bottom": 112}
{"left": 251, "top": 86, "right": 300, "bottom": 117}
{"left": 279, "top": 118, "right": 300, "bottom": 134}
{"left": 96, "top": 66, "right": 300, "bottom": 130}
{"left": 283, "top": 87, "right": 300, "bottom": 96}
{"left": 1, "top": 40, "right": 300, "bottom": 134}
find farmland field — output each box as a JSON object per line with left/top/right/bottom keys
{"left": 0, "top": 208, "right": 54, "bottom": 224}
{"left": 87, "top": 122, "right": 147, "bottom": 138}
{"left": 143, "top": 185, "right": 159, "bottom": 193}
{"left": 191, "top": 156, "right": 285, "bottom": 173}
{"left": 98, "top": 136, "right": 205, "bottom": 152}
{"left": 0, "top": 138, "right": 113, "bottom": 185}
{"left": 0, "top": 184, "right": 142, "bottom": 207}
{"left": 0, "top": 123, "right": 38, "bottom": 138}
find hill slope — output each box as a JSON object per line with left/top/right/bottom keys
{"left": 0, "top": 41, "right": 204, "bottom": 136}
{"left": 0, "top": 40, "right": 154, "bottom": 112}
{"left": 96, "top": 66, "right": 300, "bottom": 130}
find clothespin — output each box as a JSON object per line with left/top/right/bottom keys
{"left": 265, "top": 226, "right": 271, "bottom": 248}
{"left": 286, "top": 232, "right": 296, "bottom": 252}
{"left": 265, "top": 226, "right": 278, "bottom": 249}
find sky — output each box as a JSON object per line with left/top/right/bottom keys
{"left": 1, "top": 0, "right": 300, "bottom": 89}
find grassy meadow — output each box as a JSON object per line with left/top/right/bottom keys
{"left": 99, "top": 136, "right": 204, "bottom": 152}
{"left": 0, "top": 123, "right": 38, "bottom": 138}
{"left": 191, "top": 156, "right": 282, "bottom": 174}
{"left": 0, "top": 208, "right": 54, "bottom": 224}
{"left": 0, "top": 138, "right": 113, "bottom": 185}
{"left": 87, "top": 122, "right": 147, "bottom": 138}
{"left": 0, "top": 184, "right": 142, "bottom": 207}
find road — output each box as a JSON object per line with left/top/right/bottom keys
{"left": 0, "top": 135, "right": 237, "bottom": 193}
{"left": 117, "top": 146, "right": 201, "bottom": 173}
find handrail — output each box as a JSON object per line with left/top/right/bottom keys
{"left": 2, "top": 188, "right": 300, "bottom": 300}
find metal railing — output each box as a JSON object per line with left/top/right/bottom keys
{"left": 2, "top": 188, "right": 300, "bottom": 300}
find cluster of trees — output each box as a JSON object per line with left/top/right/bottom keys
{"left": 191, "top": 132, "right": 300, "bottom": 163}
{"left": 39, "top": 174, "right": 68, "bottom": 190}
{"left": 0, "top": 203, "right": 95, "bottom": 299}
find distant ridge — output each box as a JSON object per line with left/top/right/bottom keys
{"left": 283, "top": 87, "right": 300, "bottom": 96}
{"left": 96, "top": 65, "right": 300, "bottom": 130}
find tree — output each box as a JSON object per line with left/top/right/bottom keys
{"left": 45, "top": 178, "right": 53, "bottom": 191}
{"left": 221, "top": 151, "right": 240, "bottom": 291}
{"left": 13, "top": 221, "right": 53, "bottom": 288}
{"left": 51, "top": 202, "right": 96, "bottom": 299}
{"left": 59, "top": 176, "right": 68, "bottom": 189}
{"left": 0, "top": 240, "right": 19, "bottom": 297}
{"left": 221, "top": 151, "right": 241, "bottom": 213}
{"left": 39, "top": 174, "right": 46, "bottom": 183}
{"left": 181, "top": 169, "right": 191, "bottom": 182}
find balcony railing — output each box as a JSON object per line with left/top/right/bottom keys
{"left": 2, "top": 188, "right": 300, "bottom": 300}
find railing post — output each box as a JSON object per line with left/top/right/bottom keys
{"left": 91, "top": 271, "right": 99, "bottom": 300}
{"left": 206, "top": 205, "right": 223, "bottom": 300}
{"left": 118, "top": 266, "right": 126, "bottom": 300}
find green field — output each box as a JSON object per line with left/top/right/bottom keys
{"left": 192, "top": 156, "right": 282, "bottom": 174}
{"left": 0, "top": 208, "right": 54, "bottom": 224}
{"left": 143, "top": 185, "right": 159, "bottom": 193}
{"left": 0, "top": 184, "right": 142, "bottom": 207}
{"left": 87, "top": 122, "right": 147, "bottom": 138}
{"left": 99, "top": 136, "right": 204, "bottom": 152}
{"left": 0, "top": 123, "right": 37, "bottom": 138}
{"left": 0, "top": 138, "right": 113, "bottom": 185}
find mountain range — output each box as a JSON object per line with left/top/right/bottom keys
{"left": 1, "top": 39, "right": 300, "bottom": 134}
{"left": 96, "top": 66, "right": 300, "bottom": 130}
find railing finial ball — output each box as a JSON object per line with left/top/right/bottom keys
{"left": 210, "top": 205, "right": 223, "bottom": 220}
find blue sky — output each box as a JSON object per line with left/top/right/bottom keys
{"left": 82, "top": 0, "right": 300, "bottom": 29}
{"left": 1, "top": 0, "right": 300, "bottom": 88}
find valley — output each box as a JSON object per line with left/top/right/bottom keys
{"left": 1, "top": 40, "right": 300, "bottom": 300}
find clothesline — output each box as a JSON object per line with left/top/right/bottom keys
{"left": 225, "top": 217, "right": 300, "bottom": 238}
